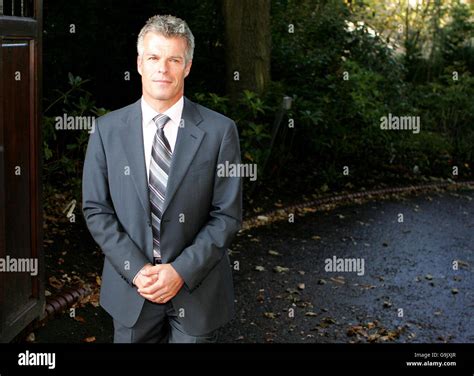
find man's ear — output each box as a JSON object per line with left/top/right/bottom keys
{"left": 137, "top": 55, "right": 142, "bottom": 76}
{"left": 184, "top": 60, "right": 192, "bottom": 78}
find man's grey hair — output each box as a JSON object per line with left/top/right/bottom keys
{"left": 137, "top": 15, "right": 195, "bottom": 63}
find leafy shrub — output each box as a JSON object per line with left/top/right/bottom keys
{"left": 43, "top": 73, "right": 109, "bottom": 197}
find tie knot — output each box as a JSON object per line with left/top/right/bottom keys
{"left": 153, "top": 114, "right": 170, "bottom": 130}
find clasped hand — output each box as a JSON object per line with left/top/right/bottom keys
{"left": 134, "top": 263, "right": 184, "bottom": 304}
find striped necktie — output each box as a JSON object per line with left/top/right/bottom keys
{"left": 148, "top": 114, "right": 172, "bottom": 263}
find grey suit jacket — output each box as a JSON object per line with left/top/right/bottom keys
{"left": 82, "top": 97, "right": 242, "bottom": 336}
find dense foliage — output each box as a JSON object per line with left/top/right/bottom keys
{"left": 43, "top": 0, "right": 474, "bottom": 201}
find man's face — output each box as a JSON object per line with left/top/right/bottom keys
{"left": 137, "top": 32, "right": 192, "bottom": 108}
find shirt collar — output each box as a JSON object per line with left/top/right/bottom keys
{"left": 141, "top": 96, "right": 184, "bottom": 128}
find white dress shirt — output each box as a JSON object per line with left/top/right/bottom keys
{"left": 141, "top": 96, "right": 183, "bottom": 181}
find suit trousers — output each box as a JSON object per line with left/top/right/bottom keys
{"left": 113, "top": 299, "right": 219, "bottom": 343}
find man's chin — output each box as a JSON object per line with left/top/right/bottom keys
{"left": 150, "top": 93, "right": 173, "bottom": 101}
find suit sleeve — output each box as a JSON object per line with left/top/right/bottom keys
{"left": 171, "top": 121, "right": 243, "bottom": 292}
{"left": 82, "top": 119, "right": 150, "bottom": 285}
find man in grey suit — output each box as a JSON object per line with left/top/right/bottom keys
{"left": 82, "top": 15, "right": 242, "bottom": 343}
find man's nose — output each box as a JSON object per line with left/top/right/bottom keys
{"left": 157, "top": 60, "right": 168, "bottom": 73}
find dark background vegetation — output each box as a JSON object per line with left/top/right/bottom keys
{"left": 29, "top": 0, "right": 474, "bottom": 346}
{"left": 42, "top": 0, "right": 474, "bottom": 210}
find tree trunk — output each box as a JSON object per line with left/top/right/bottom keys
{"left": 222, "top": 0, "right": 271, "bottom": 102}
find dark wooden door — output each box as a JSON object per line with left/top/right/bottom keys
{"left": 0, "top": 0, "right": 43, "bottom": 343}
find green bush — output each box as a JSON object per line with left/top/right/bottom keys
{"left": 394, "top": 132, "right": 453, "bottom": 175}
{"left": 412, "top": 72, "right": 474, "bottom": 165}
{"left": 43, "top": 73, "right": 109, "bottom": 198}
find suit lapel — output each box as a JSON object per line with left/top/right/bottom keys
{"left": 119, "top": 97, "right": 204, "bottom": 219}
{"left": 120, "top": 99, "right": 151, "bottom": 218}
{"left": 162, "top": 97, "right": 204, "bottom": 215}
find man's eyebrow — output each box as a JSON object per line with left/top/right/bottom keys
{"left": 144, "top": 53, "right": 183, "bottom": 59}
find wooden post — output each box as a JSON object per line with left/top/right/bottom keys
{"left": 0, "top": 0, "right": 43, "bottom": 343}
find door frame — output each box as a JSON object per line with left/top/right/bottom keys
{"left": 0, "top": 0, "right": 43, "bottom": 343}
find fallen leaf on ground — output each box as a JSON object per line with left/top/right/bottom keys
{"left": 263, "top": 312, "right": 276, "bottom": 319}
{"left": 347, "top": 325, "right": 367, "bottom": 337}
{"left": 356, "top": 284, "right": 376, "bottom": 290}
{"left": 74, "top": 316, "right": 86, "bottom": 323}
{"left": 89, "top": 292, "right": 100, "bottom": 308}
{"left": 319, "top": 317, "right": 337, "bottom": 328}
{"left": 322, "top": 317, "right": 336, "bottom": 324}
{"left": 368, "top": 334, "right": 381, "bottom": 342}
{"left": 330, "top": 276, "right": 345, "bottom": 284}
{"left": 455, "top": 260, "right": 470, "bottom": 269}
{"left": 48, "top": 276, "right": 64, "bottom": 290}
